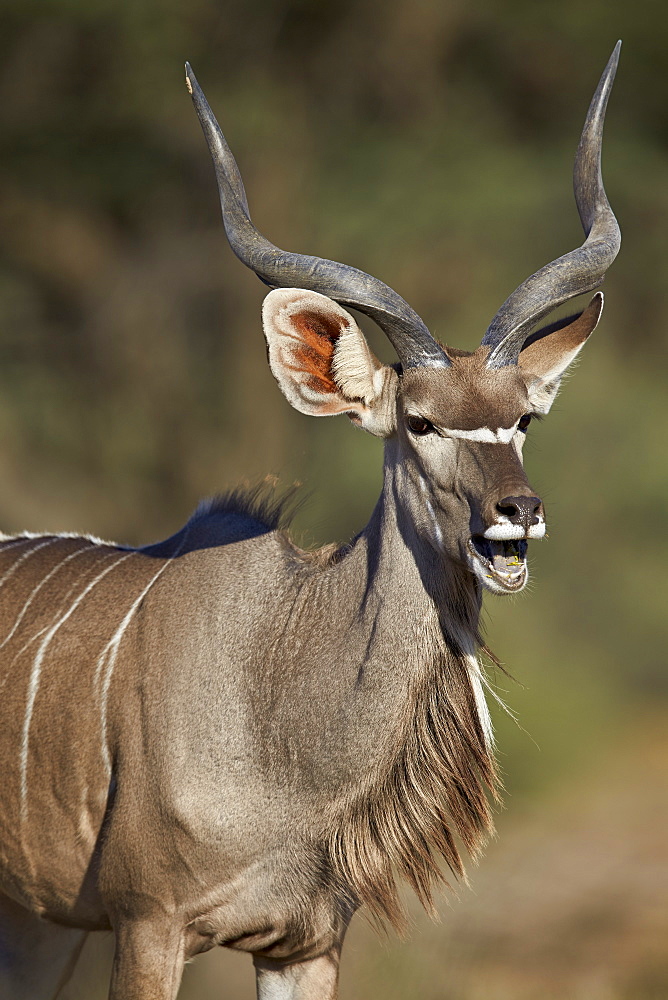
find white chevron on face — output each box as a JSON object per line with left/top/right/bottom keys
{"left": 441, "top": 424, "right": 518, "bottom": 444}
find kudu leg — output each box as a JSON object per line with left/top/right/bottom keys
{"left": 0, "top": 891, "right": 87, "bottom": 1000}
{"left": 108, "top": 919, "right": 185, "bottom": 1000}
{"left": 254, "top": 952, "right": 341, "bottom": 1000}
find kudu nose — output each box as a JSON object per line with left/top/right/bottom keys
{"left": 496, "top": 495, "right": 542, "bottom": 531}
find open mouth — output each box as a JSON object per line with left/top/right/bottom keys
{"left": 467, "top": 536, "right": 528, "bottom": 592}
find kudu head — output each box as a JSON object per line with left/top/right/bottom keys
{"left": 186, "top": 43, "right": 620, "bottom": 596}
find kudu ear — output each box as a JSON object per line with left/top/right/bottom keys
{"left": 519, "top": 292, "right": 604, "bottom": 414}
{"left": 262, "top": 288, "right": 398, "bottom": 436}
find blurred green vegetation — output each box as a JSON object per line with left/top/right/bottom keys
{"left": 1, "top": 1, "right": 666, "bottom": 997}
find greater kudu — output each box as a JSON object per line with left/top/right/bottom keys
{"left": 0, "top": 44, "right": 621, "bottom": 1000}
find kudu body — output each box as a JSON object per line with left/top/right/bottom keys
{"left": 0, "top": 46, "right": 621, "bottom": 1000}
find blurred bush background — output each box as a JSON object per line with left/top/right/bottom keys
{"left": 0, "top": 1, "right": 665, "bottom": 997}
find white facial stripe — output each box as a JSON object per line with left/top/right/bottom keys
{"left": 441, "top": 425, "right": 518, "bottom": 444}
{"left": 19, "top": 551, "right": 135, "bottom": 824}
{"left": 424, "top": 497, "right": 443, "bottom": 547}
{"left": 418, "top": 475, "right": 444, "bottom": 548}
{"left": 527, "top": 521, "right": 546, "bottom": 539}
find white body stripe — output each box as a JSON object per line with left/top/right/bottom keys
{"left": 0, "top": 536, "right": 38, "bottom": 553}
{"left": 96, "top": 529, "right": 190, "bottom": 773}
{"left": 2, "top": 529, "right": 111, "bottom": 545}
{"left": 19, "top": 551, "right": 135, "bottom": 823}
{"left": 0, "top": 538, "right": 57, "bottom": 595}
{"left": 4, "top": 552, "right": 120, "bottom": 679}
{"left": 0, "top": 546, "right": 91, "bottom": 650}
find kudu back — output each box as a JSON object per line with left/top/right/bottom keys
{"left": 0, "top": 45, "right": 621, "bottom": 1000}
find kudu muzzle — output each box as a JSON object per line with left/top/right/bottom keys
{"left": 496, "top": 495, "right": 543, "bottom": 533}
{"left": 472, "top": 443, "right": 546, "bottom": 542}
{"left": 466, "top": 449, "right": 545, "bottom": 592}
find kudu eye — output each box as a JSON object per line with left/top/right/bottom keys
{"left": 406, "top": 415, "right": 434, "bottom": 436}
{"left": 518, "top": 414, "right": 532, "bottom": 432}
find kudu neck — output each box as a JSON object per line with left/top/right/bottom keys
{"left": 356, "top": 438, "right": 482, "bottom": 649}
{"left": 315, "top": 443, "right": 496, "bottom": 925}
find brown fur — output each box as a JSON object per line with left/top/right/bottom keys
{"left": 198, "top": 486, "right": 499, "bottom": 931}
{"left": 190, "top": 483, "right": 498, "bottom": 931}
{"left": 400, "top": 352, "right": 530, "bottom": 433}
{"left": 0, "top": 313, "right": 573, "bottom": 1000}
{"left": 520, "top": 294, "right": 603, "bottom": 382}
{"left": 0, "top": 48, "right": 618, "bottom": 997}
